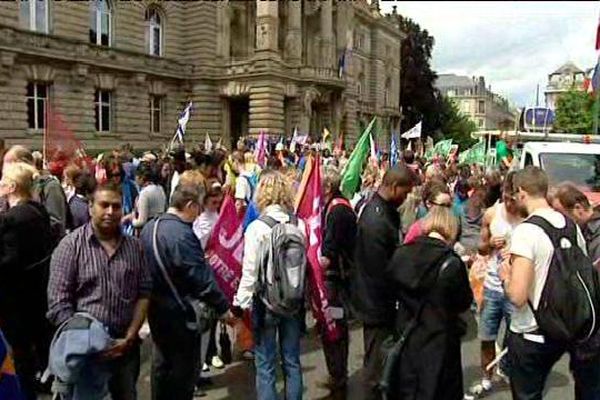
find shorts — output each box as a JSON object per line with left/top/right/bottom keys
{"left": 478, "top": 287, "right": 514, "bottom": 341}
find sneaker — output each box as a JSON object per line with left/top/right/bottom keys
{"left": 202, "top": 363, "right": 210, "bottom": 373}
{"left": 211, "top": 356, "right": 225, "bottom": 369}
{"left": 464, "top": 378, "right": 493, "bottom": 399}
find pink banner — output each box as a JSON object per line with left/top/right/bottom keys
{"left": 296, "top": 155, "right": 342, "bottom": 342}
{"left": 205, "top": 195, "right": 244, "bottom": 303}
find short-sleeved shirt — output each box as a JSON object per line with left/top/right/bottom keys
{"left": 509, "top": 208, "right": 586, "bottom": 333}
{"left": 495, "top": 140, "right": 512, "bottom": 165}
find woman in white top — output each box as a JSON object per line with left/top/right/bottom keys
{"left": 122, "top": 162, "right": 166, "bottom": 230}
{"left": 193, "top": 182, "right": 226, "bottom": 374}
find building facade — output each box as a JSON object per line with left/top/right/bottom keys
{"left": 544, "top": 61, "right": 587, "bottom": 110}
{"left": 436, "top": 74, "right": 516, "bottom": 131}
{"left": 0, "top": 0, "right": 403, "bottom": 151}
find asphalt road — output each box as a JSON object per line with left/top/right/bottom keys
{"left": 137, "top": 312, "right": 574, "bottom": 400}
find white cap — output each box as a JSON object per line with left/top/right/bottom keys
{"left": 275, "top": 143, "right": 284, "bottom": 151}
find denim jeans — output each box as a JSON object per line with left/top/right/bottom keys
{"left": 252, "top": 304, "right": 303, "bottom": 400}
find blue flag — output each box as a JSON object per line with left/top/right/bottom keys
{"left": 390, "top": 133, "right": 399, "bottom": 166}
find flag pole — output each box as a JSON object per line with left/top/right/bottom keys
{"left": 43, "top": 100, "right": 48, "bottom": 169}
{"left": 593, "top": 52, "right": 600, "bottom": 135}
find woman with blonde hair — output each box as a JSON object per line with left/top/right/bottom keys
{"left": 383, "top": 206, "right": 473, "bottom": 400}
{"left": 0, "top": 162, "right": 54, "bottom": 399}
{"left": 234, "top": 170, "right": 305, "bottom": 400}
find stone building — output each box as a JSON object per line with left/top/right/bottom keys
{"left": 544, "top": 61, "right": 587, "bottom": 110}
{"left": 0, "top": 0, "right": 403, "bottom": 151}
{"left": 436, "top": 74, "right": 516, "bottom": 131}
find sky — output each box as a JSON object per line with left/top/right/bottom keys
{"left": 380, "top": 1, "right": 599, "bottom": 108}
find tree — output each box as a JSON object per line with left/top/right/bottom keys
{"left": 397, "top": 16, "right": 439, "bottom": 135}
{"left": 436, "top": 95, "right": 478, "bottom": 150}
{"left": 554, "top": 90, "right": 594, "bottom": 134}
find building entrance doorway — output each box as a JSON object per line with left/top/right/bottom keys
{"left": 229, "top": 97, "right": 249, "bottom": 148}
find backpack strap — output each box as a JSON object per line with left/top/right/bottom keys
{"left": 326, "top": 197, "right": 355, "bottom": 220}
{"left": 259, "top": 215, "right": 279, "bottom": 229}
{"left": 526, "top": 215, "right": 578, "bottom": 248}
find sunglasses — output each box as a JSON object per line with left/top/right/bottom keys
{"left": 429, "top": 201, "right": 452, "bottom": 208}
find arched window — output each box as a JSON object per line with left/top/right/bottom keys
{"left": 90, "top": 0, "right": 112, "bottom": 46}
{"left": 146, "top": 8, "right": 162, "bottom": 56}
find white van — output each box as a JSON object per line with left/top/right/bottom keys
{"left": 519, "top": 142, "right": 600, "bottom": 204}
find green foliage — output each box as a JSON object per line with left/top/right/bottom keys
{"left": 553, "top": 90, "right": 594, "bottom": 134}
{"left": 397, "top": 16, "right": 477, "bottom": 149}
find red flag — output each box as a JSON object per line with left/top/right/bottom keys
{"left": 205, "top": 195, "right": 245, "bottom": 303}
{"left": 295, "top": 155, "right": 342, "bottom": 342}
{"left": 45, "top": 102, "right": 92, "bottom": 172}
{"left": 334, "top": 132, "right": 344, "bottom": 153}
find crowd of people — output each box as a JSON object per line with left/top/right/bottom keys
{"left": 0, "top": 135, "right": 599, "bottom": 400}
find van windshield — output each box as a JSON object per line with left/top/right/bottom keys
{"left": 540, "top": 153, "right": 600, "bottom": 192}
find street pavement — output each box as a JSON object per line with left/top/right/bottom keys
{"left": 134, "top": 312, "right": 574, "bottom": 400}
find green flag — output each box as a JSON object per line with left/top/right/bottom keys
{"left": 433, "top": 139, "right": 453, "bottom": 157}
{"left": 466, "top": 140, "right": 486, "bottom": 165}
{"left": 458, "top": 148, "right": 470, "bottom": 164}
{"left": 340, "top": 117, "right": 377, "bottom": 199}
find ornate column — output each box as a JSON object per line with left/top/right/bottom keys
{"left": 216, "top": 1, "right": 230, "bottom": 60}
{"left": 320, "top": 0, "right": 334, "bottom": 68}
{"left": 285, "top": 0, "right": 302, "bottom": 64}
{"left": 255, "top": 0, "right": 278, "bottom": 53}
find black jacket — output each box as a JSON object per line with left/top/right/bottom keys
{"left": 322, "top": 193, "right": 357, "bottom": 280}
{"left": 352, "top": 192, "right": 401, "bottom": 326}
{"left": 140, "top": 214, "right": 229, "bottom": 317}
{"left": 386, "top": 236, "right": 473, "bottom": 400}
{"left": 0, "top": 200, "right": 53, "bottom": 345}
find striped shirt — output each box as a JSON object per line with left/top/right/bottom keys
{"left": 47, "top": 223, "right": 152, "bottom": 336}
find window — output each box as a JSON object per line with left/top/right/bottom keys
{"left": 357, "top": 73, "right": 364, "bottom": 98}
{"left": 384, "top": 78, "right": 391, "bottom": 106}
{"left": 90, "top": 0, "right": 112, "bottom": 46}
{"left": 478, "top": 118, "right": 484, "bottom": 128}
{"left": 478, "top": 100, "right": 485, "bottom": 114}
{"left": 146, "top": 8, "right": 162, "bottom": 56}
{"left": 95, "top": 90, "right": 111, "bottom": 132}
{"left": 524, "top": 152, "right": 533, "bottom": 167}
{"left": 27, "top": 82, "right": 47, "bottom": 130}
{"left": 20, "top": 0, "right": 49, "bottom": 33}
{"left": 149, "top": 95, "right": 161, "bottom": 134}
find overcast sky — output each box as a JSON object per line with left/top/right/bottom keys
{"left": 380, "top": 1, "right": 599, "bottom": 108}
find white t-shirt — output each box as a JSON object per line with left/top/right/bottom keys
{"left": 509, "top": 208, "right": 587, "bottom": 333}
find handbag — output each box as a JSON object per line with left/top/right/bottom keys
{"left": 152, "top": 217, "right": 217, "bottom": 333}
{"left": 218, "top": 322, "right": 232, "bottom": 365}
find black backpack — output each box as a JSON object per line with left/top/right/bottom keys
{"left": 527, "top": 215, "right": 600, "bottom": 345}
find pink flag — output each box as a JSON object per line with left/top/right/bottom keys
{"left": 205, "top": 195, "right": 245, "bottom": 303}
{"left": 256, "top": 130, "right": 267, "bottom": 168}
{"left": 295, "top": 155, "right": 342, "bottom": 342}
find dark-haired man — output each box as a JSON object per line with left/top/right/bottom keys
{"left": 353, "top": 165, "right": 418, "bottom": 400}
{"left": 48, "top": 183, "right": 152, "bottom": 400}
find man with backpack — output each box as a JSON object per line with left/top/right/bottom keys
{"left": 501, "top": 166, "right": 600, "bottom": 400}
{"left": 233, "top": 170, "right": 307, "bottom": 400}
{"left": 317, "top": 166, "right": 357, "bottom": 400}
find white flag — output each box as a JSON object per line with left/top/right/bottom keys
{"left": 204, "top": 132, "right": 213, "bottom": 151}
{"left": 290, "top": 126, "right": 298, "bottom": 153}
{"left": 401, "top": 121, "right": 422, "bottom": 140}
{"left": 176, "top": 101, "right": 193, "bottom": 142}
